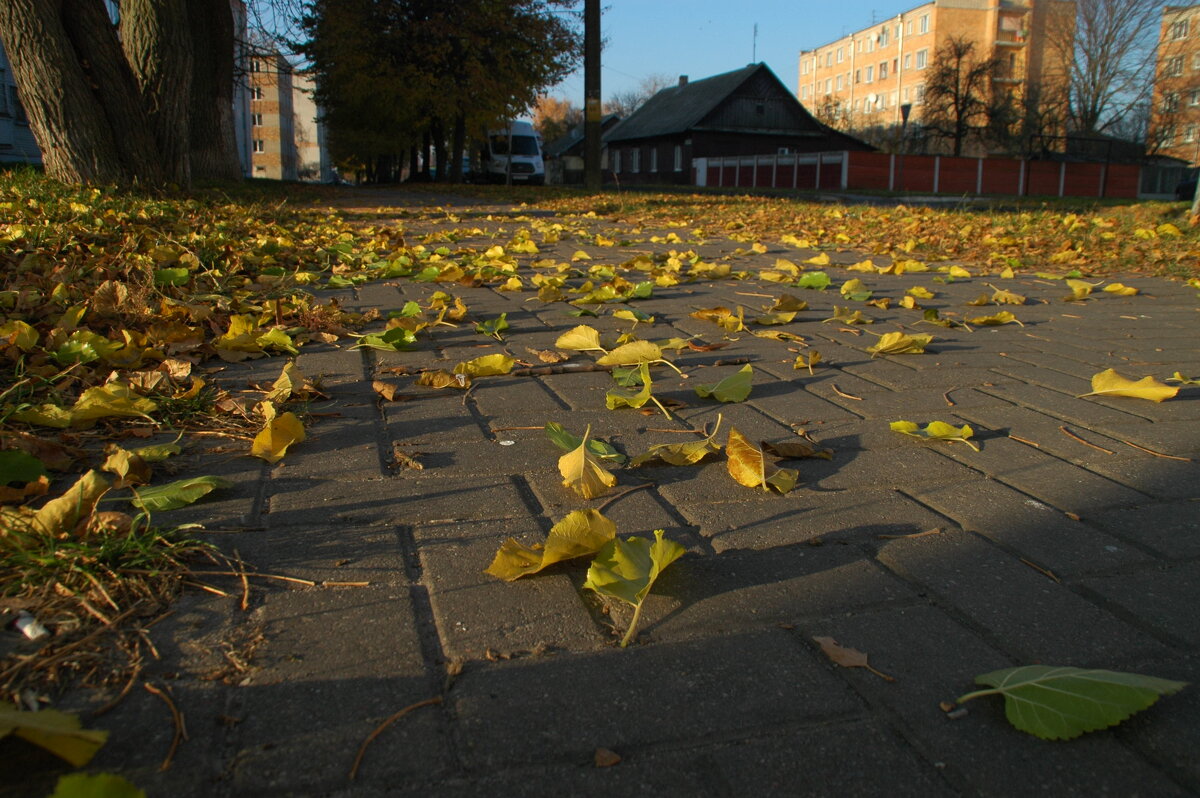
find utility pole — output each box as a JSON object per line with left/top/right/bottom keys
{"left": 584, "top": 0, "right": 601, "bottom": 190}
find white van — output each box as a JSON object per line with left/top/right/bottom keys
{"left": 482, "top": 120, "right": 544, "bottom": 185}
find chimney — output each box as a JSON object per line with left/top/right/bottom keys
{"left": 678, "top": 75, "right": 688, "bottom": 86}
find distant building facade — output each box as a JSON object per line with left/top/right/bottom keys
{"left": 249, "top": 52, "right": 297, "bottom": 180}
{"left": 798, "top": 0, "right": 1074, "bottom": 153}
{"left": 292, "top": 75, "right": 332, "bottom": 182}
{"left": 0, "top": 45, "right": 42, "bottom": 167}
{"left": 1150, "top": 4, "right": 1200, "bottom": 165}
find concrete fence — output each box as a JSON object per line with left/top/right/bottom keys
{"left": 692, "top": 150, "right": 1142, "bottom": 199}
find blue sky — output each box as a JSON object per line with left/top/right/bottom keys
{"left": 548, "top": 1, "right": 917, "bottom": 104}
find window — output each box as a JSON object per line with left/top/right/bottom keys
{"left": 1186, "top": 124, "right": 1197, "bottom": 143}
{"left": 650, "top": 148, "right": 657, "bottom": 172}
{"left": 865, "top": 65, "right": 874, "bottom": 82}
{"left": 893, "top": 58, "right": 898, "bottom": 72}
{"left": 800, "top": 86, "right": 808, "bottom": 100}
{"left": 1161, "top": 126, "right": 1176, "bottom": 147}
{"left": 904, "top": 53, "right": 912, "bottom": 69}
{"left": 837, "top": 47, "right": 844, "bottom": 63}
{"left": 631, "top": 148, "right": 640, "bottom": 173}
{"left": 855, "top": 69, "right": 861, "bottom": 83}
{"left": 867, "top": 37, "right": 875, "bottom": 53}
{"left": 826, "top": 52, "right": 833, "bottom": 67}
{"left": 854, "top": 99, "right": 861, "bottom": 112}
{"left": 919, "top": 14, "right": 929, "bottom": 34}
{"left": 916, "top": 49, "right": 928, "bottom": 69}
{"left": 825, "top": 78, "right": 832, "bottom": 93}
{"left": 906, "top": 20, "right": 912, "bottom": 35}
{"left": 0, "top": 70, "right": 7, "bottom": 115}
{"left": 251, "top": 60, "right": 263, "bottom": 73}
{"left": 252, "top": 139, "right": 265, "bottom": 153}
{"left": 879, "top": 27, "right": 889, "bottom": 46}
{"left": 251, "top": 112, "right": 263, "bottom": 126}
{"left": 801, "top": 61, "right": 808, "bottom": 76}
{"left": 915, "top": 84, "right": 926, "bottom": 104}
{"left": 836, "top": 75, "right": 844, "bottom": 90}
{"left": 1193, "top": 52, "right": 1200, "bottom": 71}
{"left": 1167, "top": 56, "right": 1185, "bottom": 77}
{"left": 1171, "top": 19, "right": 1189, "bottom": 40}
{"left": 1163, "top": 91, "right": 1180, "bottom": 113}
{"left": 612, "top": 150, "right": 621, "bottom": 173}
{"left": 10, "top": 87, "right": 25, "bottom": 124}
{"left": 895, "top": 24, "right": 901, "bottom": 39}
{"left": 903, "top": 87, "right": 910, "bottom": 102}
{"left": 674, "top": 145, "right": 682, "bottom": 171}
{"left": 1191, "top": 89, "right": 1200, "bottom": 106}
{"left": 255, "top": 165, "right": 266, "bottom": 173}
{"left": 252, "top": 86, "right": 264, "bottom": 100}
{"left": 879, "top": 62, "right": 888, "bottom": 80}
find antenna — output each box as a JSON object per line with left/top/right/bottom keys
{"left": 753, "top": 23, "right": 758, "bottom": 62}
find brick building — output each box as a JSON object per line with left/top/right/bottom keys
{"left": 798, "top": 0, "right": 1074, "bottom": 152}
{"left": 1150, "top": 5, "right": 1200, "bottom": 165}
{"left": 249, "top": 52, "right": 297, "bottom": 181}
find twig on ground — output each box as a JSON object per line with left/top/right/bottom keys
{"left": 144, "top": 681, "right": 188, "bottom": 771}
{"left": 349, "top": 697, "right": 443, "bottom": 780}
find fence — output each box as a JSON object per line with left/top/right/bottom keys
{"left": 692, "top": 151, "right": 1142, "bottom": 199}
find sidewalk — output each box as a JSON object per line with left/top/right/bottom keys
{"left": 30, "top": 191, "right": 1200, "bottom": 796}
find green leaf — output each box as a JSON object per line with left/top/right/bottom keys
{"left": 606, "top": 363, "right": 653, "bottom": 409}
{"left": 153, "top": 267, "right": 191, "bottom": 287}
{"left": 484, "top": 509, "right": 617, "bottom": 581}
{"left": 694, "top": 364, "right": 753, "bottom": 403}
{"left": 50, "top": 773, "right": 146, "bottom": 798}
{"left": 631, "top": 415, "right": 723, "bottom": 466}
{"left": 558, "top": 425, "right": 616, "bottom": 499}
{"left": 0, "top": 708, "right": 108, "bottom": 767}
{"left": 129, "top": 475, "right": 233, "bottom": 512}
{"left": 796, "top": 271, "right": 831, "bottom": 290}
{"left": 544, "top": 422, "right": 626, "bottom": 464}
{"left": 957, "top": 665, "right": 1187, "bottom": 740}
{"left": 0, "top": 450, "right": 48, "bottom": 486}
{"left": 584, "top": 530, "right": 686, "bottom": 646}
{"left": 475, "top": 313, "right": 509, "bottom": 340}
{"left": 351, "top": 327, "right": 418, "bottom": 351}
{"left": 890, "top": 420, "right": 979, "bottom": 451}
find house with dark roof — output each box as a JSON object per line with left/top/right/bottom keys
{"left": 543, "top": 113, "right": 621, "bottom": 184}
{"left": 603, "top": 63, "right": 872, "bottom": 185}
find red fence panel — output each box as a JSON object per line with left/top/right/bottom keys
{"left": 980, "top": 161, "right": 1021, "bottom": 195}
{"left": 936, "top": 157, "right": 978, "bottom": 194}
{"left": 1103, "top": 164, "right": 1140, "bottom": 198}
{"left": 1062, "top": 163, "right": 1102, "bottom": 197}
{"left": 896, "top": 156, "right": 935, "bottom": 192}
{"left": 1025, "top": 161, "right": 1061, "bottom": 196}
{"left": 847, "top": 152, "right": 891, "bottom": 190}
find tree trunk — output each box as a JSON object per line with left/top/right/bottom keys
{"left": 409, "top": 145, "right": 419, "bottom": 181}
{"left": 121, "top": 0, "right": 192, "bottom": 185}
{"left": 450, "top": 112, "right": 466, "bottom": 183}
{"left": 0, "top": 0, "right": 163, "bottom": 184}
{"left": 186, "top": 0, "right": 242, "bottom": 182}
{"left": 421, "top": 129, "right": 432, "bottom": 179}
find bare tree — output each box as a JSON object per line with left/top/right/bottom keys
{"left": 604, "top": 72, "right": 673, "bottom": 117}
{"left": 1045, "top": 0, "right": 1161, "bottom": 135}
{"left": 920, "top": 36, "right": 1003, "bottom": 156}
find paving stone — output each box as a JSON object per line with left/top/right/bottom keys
{"left": 470, "top": 375, "right": 571, "bottom": 417}
{"left": 414, "top": 519, "right": 605, "bottom": 659}
{"left": 981, "top": 382, "right": 1153, "bottom": 429}
{"left": 267, "top": 473, "right": 533, "bottom": 527}
{"left": 907, "top": 478, "right": 1153, "bottom": 577}
{"left": 266, "top": 524, "right": 409, "bottom": 585}
{"left": 802, "top": 604, "right": 1190, "bottom": 797}
{"left": 383, "top": 392, "right": 489, "bottom": 443}
{"left": 876, "top": 530, "right": 1169, "bottom": 663}
{"left": 231, "top": 586, "right": 444, "bottom": 792}
{"left": 1080, "top": 562, "right": 1200, "bottom": 647}
{"left": 451, "top": 630, "right": 862, "bottom": 769}
{"left": 644, "top": 545, "right": 916, "bottom": 641}
{"left": 1087, "top": 501, "right": 1200, "bottom": 560}
{"left": 1089, "top": 419, "right": 1200, "bottom": 459}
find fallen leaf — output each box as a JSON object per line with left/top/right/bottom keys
{"left": 485, "top": 509, "right": 617, "bottom": 581}
{"left": 812, "top": 636, "right": 894, "bottom": 681}
{"left": 694, "top": 365, "right": 753, "bottom": 403}
{"left": 251, "top": 409, "right": 306, "bottom": 463}
{"left": 1078, "top": 369, "right": 1178, "bottom": 402}
{"left": 593, "top": 748, "right": 622, "bottom": 768}
{"left": 558, "top": 426, "right": 616, "bottom": 499}
{"left": 597, "top": 340, "right": 663, "bottom": 367}
{"left": 0, "top": 708, "right": 108, "bottom": 767}
{"left": 726, "top": 427, "right": 797, "bottom": 494}
{"left": 453, "top": 354, "right": 515, "bottom": 377}
{"left": 631, "top": 415, "right": 723, "bottom": 466}
{"left": 890, "top": 420, "right": 979, "bottom": 451}
{"left": 128, "top": 475, "right": 233, "bottom": 512}
{"left": 956, "top": 665, "right": 1187, "bottom": 740}
{"left": 762, "top": 439, "right": 833, "bottom": 460}
{"left": 583, "top": 529, "right": 685, "bottom": 646}
{"left": 555, "top": 325, "right": 604, "bottom": 352}
{"left": 868, "top": 332, "right": 932, "bottom": 357}
{"left": 32, "top": 470, "right": 110, "bottom": 536}
{"left": 373, "top": 380, "right": 401, "bottom": 401}
{"left": 793, "top": 351, "right": 822, "bottom": 375}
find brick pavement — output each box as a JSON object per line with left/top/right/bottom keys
{"left": 30, "top": 190, "right": 1200, "bottom": 797}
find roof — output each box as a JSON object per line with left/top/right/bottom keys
{"left": 544, "top": 114, "right": 620, "bottom": 158}
{"left": 604, "top": 64, "right": 763, "bottom": 143}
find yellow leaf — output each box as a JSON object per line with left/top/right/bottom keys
{"left": 899, "top": 295, "right": 920, "bottom": 310}
{"left": 0, "top": 708, "right": 109, "bottom": 767}
{"left": 868, "top": 331, "right": 932, "bottom": 357}
{"left": 417, "top": 370, "right": 471, "bottom": 389}
{"left": 32, "top": 470, "right": 110, "bottom": 536}
{"left": 793, "top": 350, "right": 822, "bottom": 374}
{"left": 805, "top": 252, "right": 831, "bottom": 266}
{"left": 266, "top": 362, "right": 305, "bottom": 403}
{"left": 1078, "top": 369, "right": 1178, "bottom": 403}
{"left": 947, "top": 265, "right": 972, "bottom": 278}
{"left": 1103, "top": 283, "right": 1139, "bottom": 296}
{"left": 484, "top": 509, "right": 617, "bottom": 581}
{"left": 907, "top": 286, "right": 935, "bottom": 299}
{"left": 555, "top": 325, "right": 604, "bottom": 351}
{"left": 70, "top": 383, "right": 157, "bottom": 425}
{"left": 726, "top": 427, "right": 797, "bottom": 494}
{"left": 453, "top": 354, "right": 515, "bottom": 376}
{"left": 989, "top": 284, "right": 1027, "bottom": 305}
{"left": 558, "top": 426, "right": 616, "bottom": 499}
{"left": 251, "top": 411, "right": 306, "bottom": 463}
{"left": 966, "top": 311, "right": 1022, "bottom": 326}
{"left": 596, "top": 340, "right": 663, "bottom": 366}
{"left": 771, "top": 293, "right": 808, "bottom": 312}
{"left": 571, "top": 250, "right": 592, "bottom": 261}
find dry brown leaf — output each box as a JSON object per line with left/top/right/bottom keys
{"left": 812, "top": 636, "right": 894, "bottom": 681}
{"left": 594, "top": 747, "right": 622, "bottom": 767}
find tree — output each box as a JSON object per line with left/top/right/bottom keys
{"left": 302, "top": 0, "right": 581, "bottom": 183}
{"left": 533, "top": 95, "right": 582, "bottom": 145}
{"left": 0, "top": 0, "right": 241, "bottom": 185}
{"left": 920, "top": 36, "right": 1003, "bottom": 156}
{"left": 604, "top": 73, "right": 673, "bottom": 118}
{"left": 1045, "top": 0, "right": 1161, "bottom": 135}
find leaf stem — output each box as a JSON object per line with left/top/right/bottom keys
{"left": 955, "top": 687, "right": 1001, "bottom": 704}
{"left": 649, "top": 395, "right": 673, "bottom": 420}
{"left": 620, "top": 601, "right": 645, "bottom": 647}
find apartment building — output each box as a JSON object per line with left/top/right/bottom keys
{"left": 1150, "top": 5, "right": 1200, "bottom": 165}
{"left": 798, "top": 0, "right": 1073, "bottom": 147}
{"left": 0, "top": 44, "right": 40, "bottom": 167}
{"left": 249, "top": 52, "right": 298, "bottom": 180}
